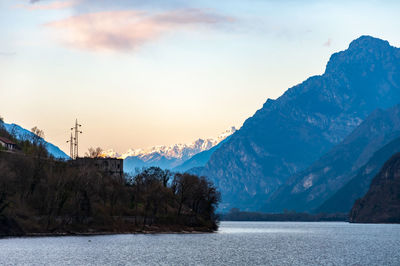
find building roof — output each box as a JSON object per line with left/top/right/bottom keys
{"left": 0, "top": 136, "right": 16, "bottom": 145}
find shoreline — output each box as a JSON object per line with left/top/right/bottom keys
{"left": 0, "top": 226, "right": 216, "bottom": 239}
{"left": 1, "top": 231, "right": 215, "bottom": 239}
{"left": 1, "top": 231, "right": 214, "bottom": 239}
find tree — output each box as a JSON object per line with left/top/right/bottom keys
{"left": 0, "top": 115, "right": 7, "bottom": 136}
{"left": 30, "top": 127, "right": 47, "bottom": 155}
{"left": 0, "top": 193, "right": 8, "bottom": 219}
{"left": 172, "top": 173, "right": 220, "bottom": 223}
{"left": 0, "top": 150, "right": 221, "bottom": 234}
{"left": 26, "top": 127, "right": 48, "bottom": 195}
{"left": 172, "top": 173, "right": 197, "bottom": 216}
{"left": 86, "top": 147, "right": 103, "bottom": 158}
{"left": 31, "top": 127, "right": 45, "bottom": 143}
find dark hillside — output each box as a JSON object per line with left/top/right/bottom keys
{"left": 317, "top": 137, "right": 400, "bottom": 213}
{"left": 350, "top": 153, "right": 400, "bottom": 223}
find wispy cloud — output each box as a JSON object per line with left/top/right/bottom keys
{"left": 323, "top": 38, "right": 332, "bottom": 47}
{"left": 16, "top": 0, "right": 79, "bottom": 11}
{"left": 45, "top": 9, "right": 233, "bottom": 52}
{"left": 77, "top": 0, "right": 187, "bottom": 10}
{"left": 0, "top": 52, "right": 16, "bottom": 56}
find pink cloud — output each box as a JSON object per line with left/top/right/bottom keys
{"left": 15, "top": 0, "right": 79, "bottom": 10}
{"left": 323, "top": 38, "right": 333, "bottom": 47}
{"left": 45, "top": 9, "right": 233, "bottom": 52}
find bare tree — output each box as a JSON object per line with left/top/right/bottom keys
{"left": 85, "top": 147, "right": 103, "bottom": 158}
{"left": 30, "top": 126, "right": 45, "bottom": 147}
{"left": 27, "top": 127, "right": 48, "bottom": 195}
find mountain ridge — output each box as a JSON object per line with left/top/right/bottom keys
{"left": 197, "top": 35, "right": 400, "bottom": 211}
{"left": 121, "top": 127, "right": 236, "bottom": 172}
{"left": 173, "top": 135, "right": 232, "bottom": 173}
{"left": 350, "top": 152, "right": 400, "bottom": 223}
{"left": 264, "top": 104, "right": 400, "bottom": 212}
{"left": 317, "top": 136, "right": 400, "bottom": 213}
{"left": 3, "top": 123, "right": 69, "bottom": 160}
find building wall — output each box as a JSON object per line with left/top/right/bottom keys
{"left": 75, "top": 157, "right": 124, "bottom": 177}
{"left": 0, "top": 141, "right": 15, "bottom": 150}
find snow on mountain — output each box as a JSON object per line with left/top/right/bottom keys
{"left": 104, "top": 127, "right": 237, "bottom": 172}
{"left": 103, "top": 127, "right": 237, "bottom": 161}
{"left": 101, "top": 149, "right": 121, "bottom": 158}
{"left": 3, "top": 123, "right": 70, "bottom": 160}
{"left": 216, "top": 126, "right": 237, "bottom": 142}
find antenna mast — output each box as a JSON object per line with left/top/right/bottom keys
{"left": 68, "top": 119, "right": 82, "bottom": 160}
{"left": 66, "top": 132, "right": 74, "bottom": 159}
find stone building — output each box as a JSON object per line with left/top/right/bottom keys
{"left": 75, "top": 157, "right": 124, "bottom": 178}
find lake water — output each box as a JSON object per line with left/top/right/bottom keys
{"left": 0, "top": 222, "right": 399, "bottom": 265}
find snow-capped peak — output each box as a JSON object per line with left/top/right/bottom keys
{"left": 216, "top": 126, "right": 237, "bottom": 142}
{"left": 101, "top": 126, "right": 237, "bottom": 160}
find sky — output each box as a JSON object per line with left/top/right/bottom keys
{"left": 1, "top": 0, "right": 400, "bottom": 155}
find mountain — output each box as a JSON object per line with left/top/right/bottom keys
{"left": 265, "top": 105, "right": 400, "bottom": 213}
{"left": 3, "top": 123, "right": 69, "bottom": 160}
{"left": 118, "top": 139, "right": 216, "bottom": 160}
{"left": 172, "top": 136, "right": 232, "bottom": 173}
{"left": 124, "top": 153, "right": 180, "bottom": 173}
{"left": 121, "top": 127, "right": 236, "bottom": 173}
{"left": 350, "top": 152, "right": 400, "bottom": 223}
{"left": 317, "top": 136, "right": 400, "bottom": 214}
{"left": 197, "top": 36, "right": 400, "bottom": 211}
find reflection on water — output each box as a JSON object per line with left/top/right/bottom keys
{"left": 219, "top": 222, "right": 306, "bottom": 234}
{"left": 0, "top": 222, "right": 400, "bottom": 265}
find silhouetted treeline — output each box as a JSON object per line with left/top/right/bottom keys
{"left": 0, "top": 121, "right": 220, "bottom": 236}
{"left": 221, "top": 208, "right": 347, "bottom": 222}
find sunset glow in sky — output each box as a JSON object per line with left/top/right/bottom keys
{"left": 1, "top": 0, "right": 400, "bottom": 154}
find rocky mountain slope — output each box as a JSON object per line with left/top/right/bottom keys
{"left": 198, "top": 36, "right": 400, "bottom": 210}
{"left": 264, "top": 105, "right": 400, "bottom": 212}
{"left": 350, "top": 152, "right": 400, "bottom": 223}
{"left": 317, "top": 136, "right": 400, "bottom": 213}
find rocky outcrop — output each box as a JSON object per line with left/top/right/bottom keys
{"left": 350, "top": 153, "right": 400, "bottom": 223}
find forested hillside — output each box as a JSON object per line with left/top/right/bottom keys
{"left": 0, "top": 117, "right": 220, "bottom": 236}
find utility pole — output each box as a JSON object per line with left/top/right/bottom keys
{"left": 66, "top": 132, "right": 74, "bottom": 159}
{"left": 72, "top": 119, "right": 82, "bottom": 159}
{"left": 67, "top": 119, "right": 82, "bottom": 160}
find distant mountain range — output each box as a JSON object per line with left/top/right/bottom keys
{"left": 194, "top": 36, "right": 400, "bottom": 211}
{"left": 172, "top": 136, "right": 232, "bottom": 173}
{"left": 2, "top": 120, "right": 236, "bottom": 172}
{"left": 103, "top": 127, "right": 237, "bottom": 173}
{"left": 3, "top": 123, "right": 69, "bottom": 160}
{"left": 4, "top": 36, "right": 400, "bottom": 219}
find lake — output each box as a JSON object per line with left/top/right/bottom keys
{"left": 0, "top": 222, "right": 399, "bottom": 265}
